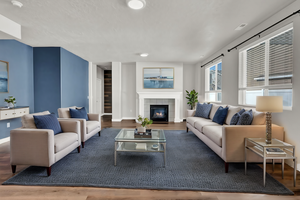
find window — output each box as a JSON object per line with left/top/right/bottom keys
{"left": 239, "top": 24, "right": 293, "bottom": 109}
{"left": 205, "top": 61, "right": 222, "bottom": 102}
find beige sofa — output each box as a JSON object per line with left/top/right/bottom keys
{"left": 186, "top": 104, "right": 285, "bottom": 173}
{"left": 10, "top": 111, "right": 81, "bottom": 176}
{"left": 58, "top": 107, "right": 101, "bottom": 148}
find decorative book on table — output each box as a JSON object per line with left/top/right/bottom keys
{"left": 253, "top": 146, "right": 286, "bottom": 155}
{"left": 136, "top": 143, "right": 147, "bottom": 150}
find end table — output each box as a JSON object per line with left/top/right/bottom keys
{"left": 245, "top": 138, "right": 297, "bottom": 187}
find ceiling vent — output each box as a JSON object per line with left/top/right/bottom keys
{"left": 235, "top": 23, "right": 247, "bottom": 31}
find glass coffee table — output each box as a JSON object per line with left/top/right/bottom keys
{"left": 114, "top": 129, "right": 166, "bottom": 167}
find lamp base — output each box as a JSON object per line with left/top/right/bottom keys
{"left": 265, "top": 112, "right": 272, "bottom": 144}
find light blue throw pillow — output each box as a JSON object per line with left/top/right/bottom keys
{"left": 236, "top": 109, "right": 253, "bottom": 125}
{"left": 194, "top": 103, "right": 212, "bottom": 119}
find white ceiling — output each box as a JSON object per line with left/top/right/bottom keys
{"left": 0, "top": 0, "right": 295, "bottom": 64}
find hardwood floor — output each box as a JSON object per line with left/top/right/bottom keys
{"left": 0, "top": 116, "right": 300, "bottom": 200}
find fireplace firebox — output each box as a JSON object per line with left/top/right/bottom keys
{"left": 150, "top": 105, "right": 168, "bottom": 123}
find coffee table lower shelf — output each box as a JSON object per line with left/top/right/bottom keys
{"left": 114, "top": 141, "right": 166, "bottom": 167}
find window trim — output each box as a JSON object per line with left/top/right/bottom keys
{"left": 205, "top": 59, "right": 222, "bottom": 103}
{"left": 238, "top": 23, "right": 293, "bottom": 110}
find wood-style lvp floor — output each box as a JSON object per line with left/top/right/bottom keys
{"left": 0, "top": 116, "right": 300, "bottom": 200}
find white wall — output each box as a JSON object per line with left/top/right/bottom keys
{"left": 183, "top": 63, "right": 196, "bottom": 118}
{"left": 198, "top": 1, "right": 300, "bottom": 169}
{"left": 112, "top": 62, "right": 122, "bottom": 121}
{"left": 96, "top": 66, "right": 104, "bottom": 115}
{"left": 88, "top": 62, "right": 97, "bottom": 113}
{"left": 121, "top": 63, "right": 136, "bottom": 119}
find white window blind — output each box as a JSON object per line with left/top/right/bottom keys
{"left": 239, "top": 24, "right": 293, "bottom": 108}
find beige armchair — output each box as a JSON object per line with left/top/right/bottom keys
{"left": 58, "top": 107, "right": 101, "bottom": 148}
{"left": 10, "top": 111, "right": 81, "bottom": 176}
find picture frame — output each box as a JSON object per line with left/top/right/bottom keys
{"left": 143, "top": 68, "right": 174, "bottom": 89}
{"left": 0, "top": 60, "right": 9, "bottom": 93}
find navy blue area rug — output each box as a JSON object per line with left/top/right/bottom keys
{"left": 3, "top": 128, "right": 293, "bottom": 195}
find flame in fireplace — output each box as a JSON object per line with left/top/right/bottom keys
{"left": 155, "top": 112, "right": 163, "bottom": 117}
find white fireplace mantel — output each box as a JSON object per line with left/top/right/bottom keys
{"left": 137, "top": 92, "right": 183, "bottom": 123}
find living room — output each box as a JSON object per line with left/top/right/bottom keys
{"left": 0, "top": 0, "right": 300, "bottom": 199}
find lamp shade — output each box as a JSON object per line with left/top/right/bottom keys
{"left": 256, "top": 96, "right": 283, "bottom": 113}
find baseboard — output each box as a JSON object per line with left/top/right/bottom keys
{"left": 122, "top": 117, "right": 136, "bottom": 120}
{"left": 0, "top": 137, "right": 10, "bottom": 145}
{"left": 111, "top": 119, "right": 122, "bottom": 122}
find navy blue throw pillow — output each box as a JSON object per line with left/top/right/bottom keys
{"left": 237, "top": 110, "right": 253, "bottom": 125}
{"left": 230, "top": 109, "right": 246, "bottom": 125}
{"left": 212, "top": 106, "right": 229, "bottom": 125}
{"left": 194, "top": 103, "right": 212, "bottom": 119}
{"left": 70, "top": 107, "right": 89, "bottom": 121}
{"left": 33, "top": 114, "right": 62, "bottom": 135}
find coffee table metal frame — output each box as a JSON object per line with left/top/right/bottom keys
{"left": 245, "top": 138, "right": 296, "bottom": 187}
{"left": 114, "top": 129, "right": 166, "bottom": 167}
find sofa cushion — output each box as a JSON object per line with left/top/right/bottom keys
{"left": 194, "top": 118, "right": 221, "bottom": 132}
{"left": 70, "top": 107, "right": 89, "bottom": 121}
{"left": 230, "top": 109, "right": 245, "bottom": 125}
{"left": 202, "top": 126, "right": 223, "bottom": 147}
{"left": 21, "top": 111, "right": 51, "bottom": 128}
{"left": 237, "top": 110, "right": 253, "bottom": 125}
{"left": 186, "top": 117, "right": 204, "bottom": 126}
{"left": 33, "top": 114, "right": 62, "bottom": 135}
{"left": 194, "top": 103, "right": 212, "bottom": 119}
{"left": 209, "top": 104, "right": 227, "bottom": 119}
{"left": 54, "top": 132, "right": 78, "bottom": 153}
{"left": 212, "top": 106, "right": 229, "bottom": 125}
{"left": 86, "top": 121, "right": 100, "bottom": 133}
{"left": 58, "top": 106, "right": 76, "bottom": 118}
{"left": 251, "top": 110, "right": 266, "bottom": 125}
{"left": 225, "top": 106, "right": 241, "bottom": 125}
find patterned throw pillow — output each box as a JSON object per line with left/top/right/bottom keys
{"left": 230, "top": 109, "right": 245, "bottom": 125}
{"left": 212, "top": 106, "right": 229, "bottom": 125}
{"left": 237, "top": 110, "right": 253, "bottom": 125}
{"left": 194, "top": 103, "right": 212, "bottom": 119}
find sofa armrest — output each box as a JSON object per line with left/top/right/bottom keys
{"left": 87, "top": 113, "right": 101, "bottom": 122}
{"left": 10, "top": 129, "right": 55, "bottom": 167}
{"left": 222, "top": 124, "right": 284, "bottom": 162}
{"left": 58, "top": 120, "right": 80, "bottom": 135}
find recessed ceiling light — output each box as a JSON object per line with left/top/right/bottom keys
{"left": 11, "top": 0, "right": 23, "bottom": 8}
{"left": 235, "top": 23, "right": 247, "bottom": 31}
{"left": 140, "top": 53, "right": 149, "bottom": 57}
{"left": 126, "top": 0, "right": 146, "bottom": 10}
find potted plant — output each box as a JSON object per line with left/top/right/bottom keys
{"left": 4, "top": 96, "right": 16, "bottom": 108}
{"left": 185, "top": 89, "right": 198, "bottom": 117}
{"left": 137, "top": 115, "right": 153, "bottom": 132}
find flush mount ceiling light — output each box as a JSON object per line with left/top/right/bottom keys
{"left": 126, "top": 0, "right": 146, "bottom": 10}
{"left": 140, "top": 53, "right": 149, "bottom": 57}
{"left": 235, "top": 23, "right": 247, "bottom": 31}
{"left": 11, "top": 0, "right": 23, "bottom": 8}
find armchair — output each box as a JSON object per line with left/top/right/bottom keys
{"left": 58, "top": 107, "right": 101, "bottom": 148}
{"left": 10, "top": 111, "right": 81, "bottom": 176}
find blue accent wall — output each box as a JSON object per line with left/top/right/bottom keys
{"left": 33, "top": 47, "right": 61, "bottom": 115}
{"left": 60, "top": 48, "right": 89, "bottom": 111}
{"left": 0, "top": 40, "right": 34, "bottom": 139}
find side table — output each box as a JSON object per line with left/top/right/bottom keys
{"left": 245, "top": 138, "right": 297, "bottom": 187}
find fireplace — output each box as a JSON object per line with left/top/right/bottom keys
{"left": 150, "top": 105, "right": 168, "bottom": 123}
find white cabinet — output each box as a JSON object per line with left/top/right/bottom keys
{"left": 0, "top": 107, "right": 29, "bottom": 120}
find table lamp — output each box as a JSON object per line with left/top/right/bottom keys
{"left": 256, "top": 96, "right": 283, "bottom": 144}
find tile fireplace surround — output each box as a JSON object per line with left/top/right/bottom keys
{"left": 137, "top": 92, "right": 182, "bottom": 123}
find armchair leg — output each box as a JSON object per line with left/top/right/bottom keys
{"left": 77, "top": 146, "right": 81, "bottom": 153}
{"left": 11, "top": 165, "right": 16, "bottom": 173}
{"left": 225, "top": 162, "right": 229, "bottom": 173}
{"left": 186, "top": 127, "right": 189, "bottom": 132}
{"left": 82, "top": 142, "right": 85, "bottom": 148}
{"left": 46, "top": 167, "right": 51, "bottom": 176}
{"left": 98, "top": 131, "right": 101, "bottom": 136}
